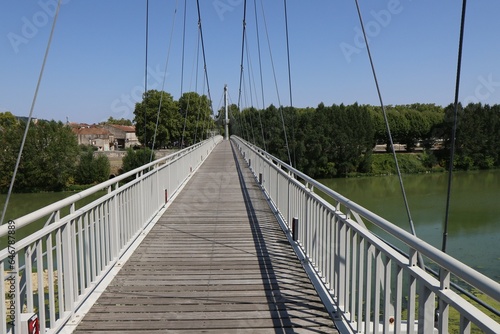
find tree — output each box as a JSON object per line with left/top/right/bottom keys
{"left": 133, "top": 90, "right": 181, "bottom": 149}
{"left": 0, "top": 111, "right": 18, "bottom": 130}
{"left": 75, "top": 146, "right": 111, "bottom": 185}
{"left": 0, "top": 120, "right": 80, "bottom": 192}
{"left": 178, "top": 92, "right": 214, "bottom": 146}
{"left": 121, "top": 147, "right": 155, "bottom": 175}
{"left": 102, "top": 117, "right": 133, "bottom": 126}
{"left": 0, "top": 113, "right": 22, "bottom": 191}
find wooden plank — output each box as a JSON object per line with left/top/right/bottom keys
{"left": 74, "top": 141, "right": 338, "bottom": 333}
{"left": 76, "top": 328, "right": 337, "bottom": 334}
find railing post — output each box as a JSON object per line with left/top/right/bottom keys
{"left": 292, "top": 217, "right": 299, "bottom": 241}
{"left": 438, "top": 268, "right": 450, "bottom": 332}
{"left": 418, "top": 283, "right": 436, "bottom": 334}
{"left": 62, "top": 222, "right": 74, "bottom": 313}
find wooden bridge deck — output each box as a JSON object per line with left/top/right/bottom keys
{"left": 74, "top": 140, "right": 338, "bottom": 333}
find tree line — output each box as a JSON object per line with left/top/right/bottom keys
{"left": 0, "top": 112, "right": 110, "bottom": 192}
{"left": 229, "top": 102, "right": 500, "bottom": 178}
{"left": 2, "top": 99, "right": 498, "bottom": 192}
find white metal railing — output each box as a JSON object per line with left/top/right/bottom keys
{"left": 1, "top": 135, "right": 222, "bottom": 334}
{"left": 232, "top": 136, "right": 500, "bottom": 334}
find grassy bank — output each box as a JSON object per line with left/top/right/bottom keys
{"left": 351, "top": 152, "right": 446, "bottom": 177}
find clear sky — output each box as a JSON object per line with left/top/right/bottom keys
{"left": 2, "top": 0, "right": 500, "bottom": 124}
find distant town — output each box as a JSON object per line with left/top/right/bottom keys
{"left": 14, "top": 115, "right": 140, "bottom": 151}
{"left": 70, "top": 123, "right": 139, "bottom": 151}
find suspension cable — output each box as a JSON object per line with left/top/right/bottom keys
{"left": 241, "top": 71, "right": 256, "bottom": 144}
{"left": 238, "top": 0, "right": 260, "bottom": 145}
{"left": 150, "top": 1, "right": 179, "bottom": 161}
{"left": 283, "top": 0, "right": 293, "bottom": 108}
{"left": 144, "top": 0, "right": 149, "bottom": 154}
{"left": 182, "top": 30, "right": 201, "bottom": 147}
{"left": 253, "top": 0, "right": 267, "bottom": 151}
{"left": 195, "top": 0, "right": 215, "bottom": 120}
{"left": 283, "top": 0, "right": 296, "bottom": 166}
{"left": 353, "top": 0, "right": 423, "bottom": 268}
{"left": 180, "top": 0, "right": 187, "bottom": 96}
{"left": 442, "top": 0, "right": 468, "bottom": 253}
{"left": 0, "top": 0, "right": 62, "bottom": 226}
{"left": 244, "top": 28, "right": 266, "bottom": 148}
{"left": 259, "top": 1, "right": 292, "bottom": 166}
{"left": 237, "top": 0, "right": 247, "bottom": 112}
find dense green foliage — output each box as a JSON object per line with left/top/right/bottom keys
{"left": 231, "top": 102, "right": 500, "bottom": 178}
{"left": 0, "top": 118, "right": 80, "bottom": 192}
{"left": 102, "top": 117, "right": 133, "bottom": 126}
{"left": 0, "top": 116, "right": 113, "bottom": 192}
{"left": 2, "top": 100, "right": 498, "bottom": 192}
{"left": 74, "top": 146, "right": 111, "bottom": 185}
{"left": 121, "top": 148, "right": 155, "bottom": 175}
{"left": 133, "top": 90, "right": 214, "bottom": 148}
{"left": 443, "top": 104, "right": 500, "bottom": 170}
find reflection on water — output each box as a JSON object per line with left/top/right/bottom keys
{"left": 318, "top": 169, "right": 500, "bottom": 282}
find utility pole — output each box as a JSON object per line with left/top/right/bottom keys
{"left": 224, "top": 84, "right": 229, "bottom": 140}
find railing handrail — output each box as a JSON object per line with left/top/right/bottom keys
{"left": 0, "top": 140, "right": 206, "bottom": 238}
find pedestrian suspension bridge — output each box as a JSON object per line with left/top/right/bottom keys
{"left": 2, "top": 1, "right": 500, "bottom": 333}
{"left": 1, "top": 136, "right": 499, "bottom": 333}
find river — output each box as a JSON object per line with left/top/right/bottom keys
{"left": 318, "top": 169, "right": 500, "bottom": 282}
{"left": 0, "top": 191, "right": 105, "bottom": 244}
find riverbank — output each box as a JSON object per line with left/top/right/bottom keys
{"left": 346, "top": 152, "right": 445, "bottom": 177}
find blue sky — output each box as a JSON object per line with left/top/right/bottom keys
{"left": 2, "top": 0, "right": 500, "bottom": 124}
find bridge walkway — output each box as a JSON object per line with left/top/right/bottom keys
{"left": 73, "top": 140, "right": 338, "bottom": 333}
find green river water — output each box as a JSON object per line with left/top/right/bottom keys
{"left": 318, "top": 169, "right": 500, "bottom": 282}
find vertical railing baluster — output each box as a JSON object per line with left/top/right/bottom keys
{"left": 25, "top": 246, "right": 34, "bottom": 312}
{"left": 394, "top": 265, "right": 403, "bottom": 334}
{"left": 0, "top": 260, "right": 6, "bottom": 334}
{"left": 62, "top": 221, "right": 75, "bottom": 314}
{"left": 77, "top": 216, "right": 85, "bottom": 294}
{"left": 439, "top": 268, "right": 450, "bottom": 333}
{"left": 383, "top": 256, "right": 393, "bottom": 333}
{"left": 13, "top": 253, "right": 21, "bottom": 330}
{"left": 55, "top": 227, "right": 65, "bottom": 314}
{"left": 36, "top": 241, "right": 46, "bottom": 333}
{"left": 46, "top": 233, "right": 56, "bottom": 327}
{"left": 460, "top": 315, "right": 471, "bottom": 334}
{"left": 373, "top": 250, "right": 382, "bottom": 334}
{"left": 345, "top": 225, "right": 351, "bottom": 319}
{"left": 99, "top": 204, "right": 106, "bottom": 272}
{"left": 357, "top": 237, "right": 365, "bottom": 332}
{"left": 407, "top": 249, "right": 418, "bottom": 334}
{"left": 350, "top": 231, "right": 357, "bottom": 323}
{"left": 417, "top": 281, "right": 436, "bottom": 334}
{"left": 365, "top": 244, "right": 374, "bottom": 334}
{"left": 337, "top": 220, "right": 346, "bottom": 310}
{"left": 89, "top": 209, "right": 96, "bottom": 282}
{"left": 329, "top": 212, "right": 335, "bottom": 293}
{"left": 84, "top": 212, "right": 91, "bottom": 291}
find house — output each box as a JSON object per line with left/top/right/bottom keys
{"left": 103, "top": 124, "right": 139, "bottom": 149}
{"left": 71, "top": 124, "right": 114, "bottom": 151}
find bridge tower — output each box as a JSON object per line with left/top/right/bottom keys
{"left": 224, "top": 84, "right": 229, "bottom": 140}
